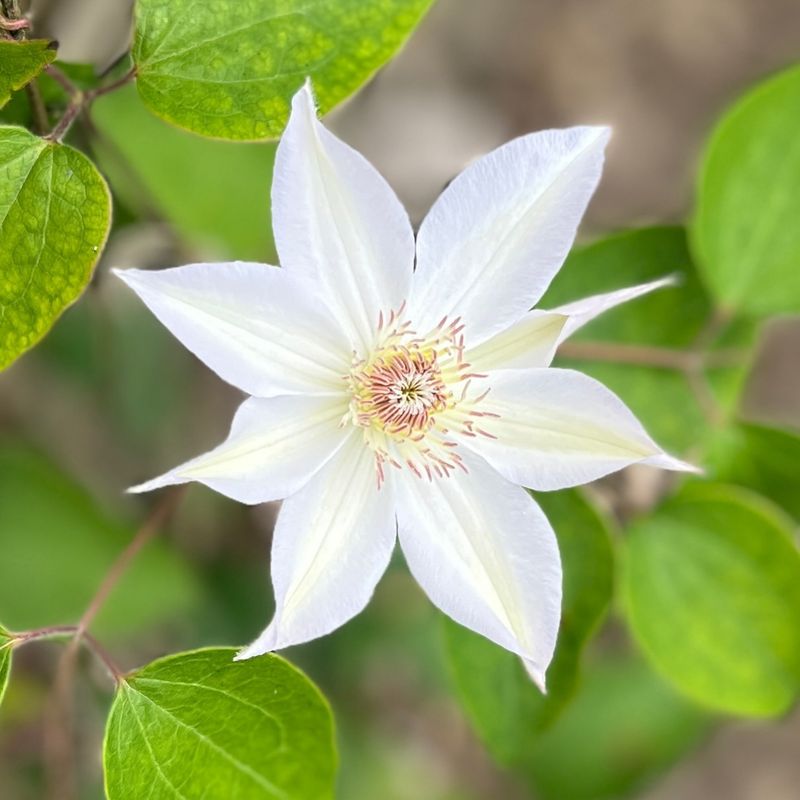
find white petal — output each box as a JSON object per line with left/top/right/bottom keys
{"left": 237, "top": 433, "right": 396, "bottom": 657}
{"left": 465, "top": 277, "right": 674, "bottom": 372}
{"left": 460, "top": 368, "right": 698, "bottom": 491}
{"left": 114, "top": 263, "right": 352, "bottom": 398}
{"left": 272, "top": 82, "right": 415, "bottom": 353}
{"left": 409, "top": 126, "right": 610, "bottom": 345}
{"left": 130, "top": 394, "right": 350, "bottom": 505}
{"left": 396, "top": 451, "right": 562, "bottom": 691}
{"left": 550, "top": 276, "right": 676, "bottom": 342}
{"left": 465, "top": 311, "right": 568, "bottom": 372}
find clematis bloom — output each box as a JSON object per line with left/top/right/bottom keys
{"left": 115, "top": 82, "right": 694, "bottom": 690}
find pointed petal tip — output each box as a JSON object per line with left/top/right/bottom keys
{"left": 125, "top": 473, "right": 182, "bottom": 495}
{"left": 233, "top": 645, "right": 257, "bottom": 662}
{"left": 236, "top": 623, "right": 280, "bottom": 661}
{"left": 292, "top": 77, "right": 317, "bottom": 115}
{"left": 644, "top": 452, "right": 703, "bottom": 475}
{"left": 110, "top": 266, "right": 134, "bottom": 285}
{"left": 522, "top": 658, "right": 548, "bottom": 694}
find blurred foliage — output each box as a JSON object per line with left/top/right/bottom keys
{"left": 624, "top": 482, "right": 800, "bottom": 717}
{"left": 92, "top": 85, "right": 278, "bottom": 261}
{"left": 692, "top": 63, "right": 800, "bottom": 316}
{"left": 523, "top": 653, "right": 710, "bottom": 800}
{"left": 707, "top": 423, "right": 800, "bottom": 520}
{"left": 0, "top": 446, "right": 203, "bottom": 640}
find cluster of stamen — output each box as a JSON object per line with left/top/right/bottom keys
{"left": 342, "top": 303, "right": 499, "bottom": 487}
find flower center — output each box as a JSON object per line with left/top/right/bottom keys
{"left": 343, "top": 305, "right": 497, "bottom": 487}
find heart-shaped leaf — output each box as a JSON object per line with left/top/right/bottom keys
{"left": 0, "top": 39, "right": 57, "bottom": 108}
{"left": 692, "top": 63, "right": 800, "bottom": 315}
{"left": 104, "top": 648, "right": 337, "bottom": 799}
{"left": 132, "top": 0, "right": 434, "bottom": 140}
{"left": 624, "top": 482, "right": 800, "bottom": 717}
{"left": 0, "top": 126, "right": 111, "bottom": 370}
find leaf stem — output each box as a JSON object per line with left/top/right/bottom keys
{"left": 26, "top": 81, "right": 50, "bottom": 135}
{"left": 558, "top": 322, "right": 746, "bottom": 428}
{"left": 12, "top": 625, "right": 124, "bottom": 682}
{"left": 45, "top": 64, "right": 79, "bottom": 96}
{"left": 77, "top": 484, "right": 187, "bottom": 642}
{"left": 45, "top": 66, "right": 137, "bottom": 143}
{"left": 43, "top": 485, "right": 186, "bottom": 800}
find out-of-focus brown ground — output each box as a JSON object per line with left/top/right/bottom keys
{"left": 20, "top": 1, "right": 800, "bottom": 799}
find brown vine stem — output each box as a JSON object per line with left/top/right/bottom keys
{"left": 558, "top": 336, "right": 745, "bottom": 427}
{"left": 559, "top": 341, "right": 694, "bottom": 369}
{"left": 45, "top": 66, "right": 137, "bottom": 143}
{"left": 12, "top": 625, "right": 123, "bottom": 683}
{"left": 43, "top": 485, "right": 187, "bottom": 800}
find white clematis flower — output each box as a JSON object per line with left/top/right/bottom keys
{"left": 115, "top": 82, "right": 695, "bottom": 690}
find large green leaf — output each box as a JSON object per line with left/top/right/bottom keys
{"left": 624, "top": 482, "right": 800, "bottom": 717}
{"left": 707, "top": 423, "right": 800, "bottom": 521}
{"left": 0, "top": 446, "right": 202, "bottom": 640}
{"left": 542, "top": 226, "right": 751, "bottom": 453}
{"left": 0, "top": 39, "right": 56, "bottom": 108}
{"left": 443, "top": 490, "right": 614, "bottom": 765}
{"left": 92, "top": 86, "right": 276, "bottom": 260}
{"left": 132, "top": 0, "right": 434, "bottom": 140}
{"left": 692, "top": 64, "right": 800, "bottom": 315}
{"left": 0, "top": 126, "right": 111, "bottom": 370}
{"left": 0, "top": 625, "right": 11, "bottom": 709}
{"left": 525, "top": 654, "right": 709, "bottom": 800}
{"left": 104, "top": 649, "right": 337, "bottom": 799}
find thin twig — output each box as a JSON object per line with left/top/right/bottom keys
{"left": 11, "top": 625, "right": 79, "bottom": 645}
{"left": 45, "top": 66, "right": 137, "bottom": 142}
{"left": 45, "top": 64, "right": 79, "bottom": 96}
{"left": 0, "top": 16, "right": 27, "bottom": 31}
{"left": 43, "top": 485, "right": 187, "bottom": 800}
{"left": 12, "top": 625, "right": 123, "bottom": 682}
{"left": 77, "top": 484, "right": 186, "bottom": 640}
{"left": 26, "top": 82, "right": 49, "bottom": 134}
{"left": 558, "top": 341, "right": 696, "bottom": 370}
{"left": 88, "top": 65, "right": 137, "bottom": 100}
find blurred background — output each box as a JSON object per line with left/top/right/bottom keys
{"left": 1, "top": 1, "right": 800, "bottom": 798}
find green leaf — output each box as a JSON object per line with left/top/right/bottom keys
{"left": 0, "top": 39, "right": 57, "bottom": 108}
{"left": 0, "top": 446, "right": 202, "bottom": 640}
{"left": 92, "top": 86, "right": 276, "bottom": 259}
{"left": 692, "top": 64, "right": 800, "bottom": 315}
{"left": 0, "top": 626, "right": 11, "bottom": 709}
{"left": 443, "top": 490, "right": 614, "bottom": 765}
{"left": 542, "top": 226, "right": 752, "bottom": 452}
{"left": 624, "top": 482, "right": 800, "bottom": 717}
{"left": 525, "top": 654, "right": 709, "bottom": 800}
{"left": 0, "top": 126, "right": 111, "bottom": 370}
{"left": 104, "top": 648, "right": 337, "bottom": 800}
{"left": 132, "top": 0, "right": 434, "bottom": 140}
{"left": 708, "top": 423, "right": 800, "bottom": 521}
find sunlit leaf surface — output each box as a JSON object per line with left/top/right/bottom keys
{"left": 693, "top": 63, "right": 800, "bottom": 315}
{"left": 0, "top": 126, "right": 110, "bottom": 370}
{"left": 0, "top": 39, "right": 56, "bottom": 108}
{"left": 624, "top": 481, "right": 800, "bottom": 717}
{"left": 133, "top": 0, "right": 435, "bottom": 140}
{"left": 104, "top": 649, "right": 337, "bottom": 799}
